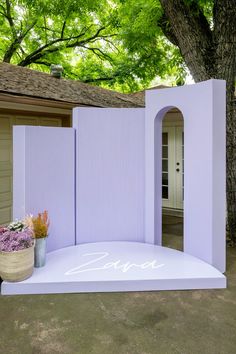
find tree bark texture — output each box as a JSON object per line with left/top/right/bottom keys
{"left": 160, "top": 0, "right": 236, "bottom": 243}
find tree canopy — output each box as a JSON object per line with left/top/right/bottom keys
{"left": 0, "top": 1, "right": 120, "bottom": 84}
{"left": 0, "top": 1, "right": 234, "bottom": 92}
{"left": 0, "top": 0, "right": 189, "bottom": 92}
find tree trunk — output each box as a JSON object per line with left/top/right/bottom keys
{"left": 214, "top": 0, "right": 236, "bottom": 244}
{"left": 226, "top": 92, "right": 236, "bottom": 244}
{"left": 160, "top": 0, "right": 236, "bottom": 244}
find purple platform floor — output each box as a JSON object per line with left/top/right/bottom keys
{"left": 1, "top": 242, "right": 226, "bottom": 295}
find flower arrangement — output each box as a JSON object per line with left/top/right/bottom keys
{"left": 0, "top": 217, "right": 34, "bottom": 252}
{"left": 0, "top": 229, "right": 34, "bottom": 252}
{"left": 32, "top": 210, "right": 50, "bottom": 238}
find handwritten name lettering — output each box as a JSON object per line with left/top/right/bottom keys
{"left": 65, "top": 252, "right": 164, "bottom": 275}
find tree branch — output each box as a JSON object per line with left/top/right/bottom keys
{"left": 61, "top": 21, "right": 66, "bottom": 39}
{"left": 5, "top": 0, "right": 16, "bottom": 37}
{"left": 34, "top": 60, "right": 51, "bottom": 67}
{"left": 0, "top": 10, "right": 6, "bottom": 18}
{"left": 22, "top": 20, "right": 37, "bottom": 38}
{"left": 18, "top": 26, "right": 109, "bottom": 66}
{"left": 70, "top": 26, "right": 107, "bottom": 46}
{"left": 83, "top": 74, "right": 119, "bottom": 83}
{"left": 79, "top": 45, "right": 113, "bottom": 61}
{"left": 3, "top": 20, "right": 37, "bottom": 63}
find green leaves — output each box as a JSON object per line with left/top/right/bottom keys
{"left": 0, "top": 0, "right": 214, "bottom": 92}
{"left": 0, "top": 0, "right": 113, "bottom": 65}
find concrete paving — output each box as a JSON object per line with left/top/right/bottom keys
{"left": 0, "top": 216, "right": 235, "bottom": 354}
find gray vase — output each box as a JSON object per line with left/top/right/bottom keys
{"left": 34, "top": 238, "right": 47, "bottom": 267}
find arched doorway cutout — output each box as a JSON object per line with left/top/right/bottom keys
{"left": 161, "top": 108, "right": 184, "bottom": 251}
{"left": 145, "top": 80, "right": 226, "bottom": 272}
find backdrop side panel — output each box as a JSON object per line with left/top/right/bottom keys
{"left": 13, "top": 126, "right": 76, "bottom": 252}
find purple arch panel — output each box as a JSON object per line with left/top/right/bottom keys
{"left": 145, "top": 80, "right": 226, "bottom": 272}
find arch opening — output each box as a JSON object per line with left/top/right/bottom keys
{"left": 154, "top": 107, "right": 184, "bottom": 251}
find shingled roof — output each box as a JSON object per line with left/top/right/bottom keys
{"left": 0, "top": 62, "right": 145, "bottom": 108}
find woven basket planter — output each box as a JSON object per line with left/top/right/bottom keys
{"left": 0, "top": 245, "right": 34, "bottom": 282}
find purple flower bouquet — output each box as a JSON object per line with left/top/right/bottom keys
{"left": 0, "top": 229, "right": 34, "bottom": 252}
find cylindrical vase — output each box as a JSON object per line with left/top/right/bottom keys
{"left": 34, "top": 238, "right": 47, "bottom": 267}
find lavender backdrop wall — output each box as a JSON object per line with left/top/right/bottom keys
{"left": 73, "top": 108, "right": 145, "bottom": 244}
